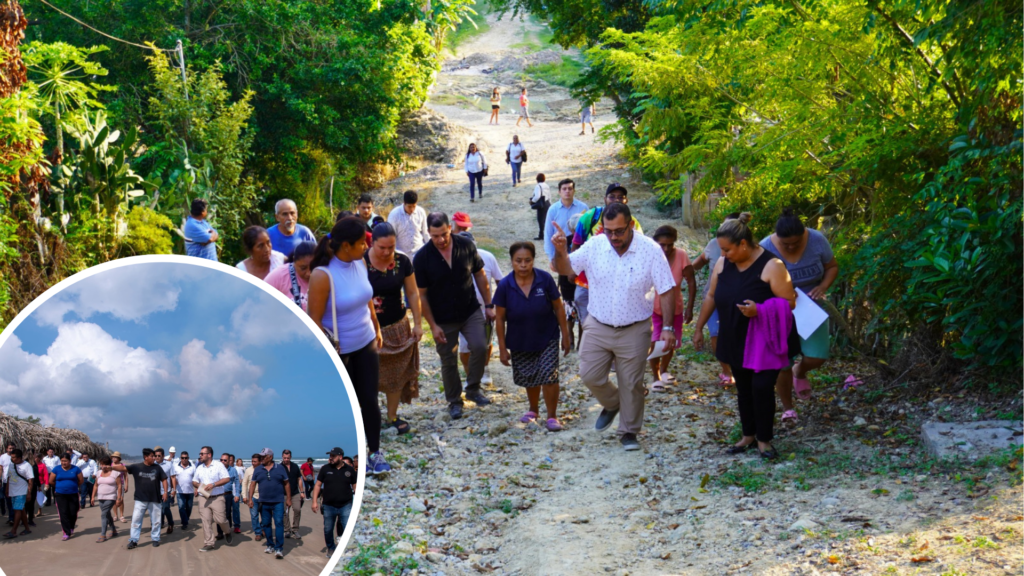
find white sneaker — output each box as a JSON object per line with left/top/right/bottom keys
{"left": 481, "top": 368, "right": 493, "bottom": 385}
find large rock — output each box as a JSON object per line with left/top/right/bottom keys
{"left": 921, "top": 420, "right": 1023, "bottom": 460}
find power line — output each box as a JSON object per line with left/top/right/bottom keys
{"left": 35, "top": 0, "right": 176, "bottom": 52}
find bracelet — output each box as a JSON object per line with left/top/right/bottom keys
{"left": 661, "top": 326, "right": 674, "bottom": 333}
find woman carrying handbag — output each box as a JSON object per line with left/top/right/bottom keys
{"left": 530, "top": 173, "right": 551, "bottom": 240}
{"left": 465, "top": 143, "right": 488, "bottom": 202}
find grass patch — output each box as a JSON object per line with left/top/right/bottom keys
{"left": 524, "top": 55, "right": 585, "bottom": 88}
{"left": 344, "top": 539, "right": 420, "bottom": 575}
{"left": 447, "top": 4, "right": 491, "bottom": 52}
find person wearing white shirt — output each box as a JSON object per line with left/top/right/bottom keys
{"left": 464, "top": 143, "right": 488, "bottom": 202}
{"left": 386, "top": 191, "right": 430, "bottom": 255}
{"left": 41, "top": 449, "right": 60, "bottom": 508}
{"left": 75, "top": 454, "right": 97, "bottom": 508}
{"left": 530, "top": 173, "right": 551, "bottom": 240}
{"left": 1, "top": 443, "right": 12, "bottom": 522}
{"left": 505, "top": 135, "right": 526, "bottom": 187}
{"left": 173, "top": 452, "right": 197, "bottom": 530}
{"left": 452, "top": 212, "right": 504, "bottom": 386}
{"left": 551, "top": 202, "right": 677, "bottom": 451}
{"left": 192, "top": 446, "right": 232, "bottom": 551}
{"left": 4, "top": 449, "right": 34, "bottom": 538}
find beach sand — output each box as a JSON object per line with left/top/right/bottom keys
{"left": 0, "top": 490, "right": 334, "bottom": 576}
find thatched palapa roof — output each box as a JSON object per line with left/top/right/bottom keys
{"left": 0, "top": 411, "right": 110, "bottom": 459}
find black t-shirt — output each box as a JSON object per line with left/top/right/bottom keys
{"left": 365, "top": 251, "right": 414, "bottom": 327}
{"left": 126, "top": 463, "right": 167, "bottom": 503}
{"left": 283, "top": 462, "right": 302, "bottom": 496}
{"left": 413, "top": 233, "right": 485, "bottom": 324}
{"left": 316, "top": 463, "right": 357, "bottom": 507}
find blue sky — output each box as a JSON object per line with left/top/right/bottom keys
{"left": 0, "top": 261, "right": 358, "bottom": 460}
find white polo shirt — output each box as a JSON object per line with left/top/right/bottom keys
{"left": 0, "top": 453, "right": 10, "bottom": 483}
{"left": 173, "top": 462, "right": 196, "bottom": 494}
{"left": 43, "top": 455, "right": 60, "bottom": 471}
{"left": 76, "top": 458, "right": 98, "bottom": 480}
{"left": 569, "top": 232, "right": 676, "bottom": 326}
{"left": 193, "top": 461, "right": 230, "bottom": 496}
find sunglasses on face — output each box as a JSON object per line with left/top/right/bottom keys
{"left": 604, "top": 226, "right": 629, "bottom": 238}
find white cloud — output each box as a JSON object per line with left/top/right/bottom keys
{"left": 177, "top": 339, "right": 276, "bottom": 425}
{"left": 229, "top": 294, "right": 316, "bottom": 348}
{"left": 34, "top": 266, "right": 185, "bottom": 326}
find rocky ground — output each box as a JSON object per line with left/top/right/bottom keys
{"left": 335, "top": 11, "right": 1023, "bottom": 576}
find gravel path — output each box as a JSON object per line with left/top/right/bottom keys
{"left": 335, "top": 12, "right": 1023, "bottom": 576}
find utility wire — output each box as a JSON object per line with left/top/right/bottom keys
{"left": 36, "top": 0, "right": 176, "bottom": 52}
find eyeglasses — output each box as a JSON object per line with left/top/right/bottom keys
{"left": 604, "top": 226, "right": 630, "bottom": 238}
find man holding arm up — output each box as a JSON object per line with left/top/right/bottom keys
{"left": 550, "top": 202, "right": 677, "bottom": 451}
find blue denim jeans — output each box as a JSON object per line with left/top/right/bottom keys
{"left": 161, "top": 498, "right": 174, "bottom": 527}
{"left": 322, "top": 503, "right": 352, "bottom": 552}
{"left": 130, "top": 500, "right": 161, "bottom": 543}
{"left": 259, "top": 501, "right": 285, "bottom": 551}
{"left": 468, "top": 170, "right": 484, "bottom": 199}
{"left": 231, "top": 498, "right": 240, "bottom": 528}
{"left": 78, "top": 481, "right": 91, "bottom": 508}
{"left": 249, "top": 498, "right": 263, "bottom": 536}
{"left": 511, "top": 161, "right": 522, "bottom": 185}
{"left": 177, "top": 494, "right": 194, "bottom": 527}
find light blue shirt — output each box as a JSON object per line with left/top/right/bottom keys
{"left": 543, "top": 198, "right": 588, "bottom": 260}
{"left": 227, "top": 465, "right": 241, "bottom": 498}
{"left": 183, "top": 216, "right": 218, "bottom": 260}
{"left": 320, "top": 257, "right": 377, "bottom": 354}
{"left": 267, "top": 223, "right": 317, "bottom": 259}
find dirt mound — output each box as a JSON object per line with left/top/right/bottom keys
{"left": 395, "top": 108, "right": 474, "bottom": 164}
{"left": 526, "top": 49, "right": 563, "bottom": 66}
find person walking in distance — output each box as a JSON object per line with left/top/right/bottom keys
{"left": 27, "top": 452, "right": 45, "bottom": 525}
{"left": 172, "top": 451, "right": 196, "bottom": 530}
{"left": 311, "top": 448, "right": 358, "bottom": 559}
{"left": 300, "top": 458, "right": 315, "bottom": 500}
{"left": 465, "top": 143, "right": 488, "bottom": 202}
{"left": 110, "top": 448, "right": 169, "bottom": 549}
{"left": 530, "top": 174, "right": 551, "bottom": 241}
{"left": 543, "top": 178, "right": 588, "bottom": 321}
{"left": 89, "top": 456, "right": 122, "bottom": 543}
{"left": 183, "top": 198, "right": 219, "bottom": 260}
{"left": 110, "top": 452, "right": 129, "bottom": 522}
{"left": 386, "top": 191, "right": 431, "bottom": 255}
{"left": 366, "top": 223, "right": 424, "bottom": 435}
{"left": 267, "top": 199, "right": 317, "bottom": 258}
{"left": 2, "top": 449, "right": 33, "bottom": 539}
{"left": 691, "top": 213, "right": 741, "bottom": 387}
{"left": 551, "top": 202, "right": 678, "bottom": 451}
{"left": 0, "top": 443, "right": 11, "bottom": 522}
{"left": 495, "top": 242, "right": 572, "bottom": 430}
{"left": 280, "top": 450, "right": 305, "bottom": 540}
{"left": 579, "top": 101, "right": 596, "bottom": 135}
{"left": 516, "top": 87, "right": 533, "bottom": 128}
{"left": 215, "top": 453, "right": 241, "bottom": 540}
{"left": 153, "top": 447, "right": 175, "bottom": 534}
{"left": 506, "top": 135, "right": 526, "bottom": 187}
{"left": 241, "top": 454, "right": 263, "bottom": 541}
{"left": 451, "top": 212, "right": 503, "bottom": 388}
{"left": 41, "top": 449, "right": 59, "bottom": 511}
{"left": 308, "top": 217, "right": 390, "bottom": 476}
{"left": 488, "top": 87, "right": 501, "bottom": 124}
{"left": 248, "top": 448, "right": 291, "bottom": 559}
{"left": 49, "top": 453, "right": 84, "bottom": 540}
{"left": 693, "top": 213, "right": 798, "bottom": 459}
{"left": 356, "top": 194, "right": 380, "bottom": 228}
{"left": 414, "top": 212, "right": 497, "bottom": 420}
{"left": 74, "top": 453, "right": 97, "bottom": 509}
{"left": 189, "top": 446, "right": 232, "bottom": 552}
{"left": 648, "top": 226, "right": 696, "bottom": 392}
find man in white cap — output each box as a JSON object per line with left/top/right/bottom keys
{"left": 192, "top": 446, "right": 232, "bottom": 552}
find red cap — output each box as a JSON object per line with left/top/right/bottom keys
{"left": 452, "top": 211, "right": 472, "bottom": 229}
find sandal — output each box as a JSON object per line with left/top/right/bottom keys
{"left": 389, "top": 417, "right": 411, "bottom": 434}
{"left": 545, "top": 418, "right": 563, "bottom": 432}
{"left": 793, "top": 376, "right": 812, "bottom": 400}
{"left": 726, "top": 442, "right": 757, "bottom": 455}
{"left": 651, "top": 380, "right": 668, "bottom": 393}
{"left": 781, "top": 409, "right": 798, "bottom": 425}
{"left": 717, "top": 373, "right": 734, "bottom": 387}
{"left": 97, "top": 536, "right": 107, "bottom": 543}
{"left": 20, "top": 529, "right": 30, "bottom": 535}
{"left": 759, "top": 445, "right": 779, "bottom": 460}
{"left": 662, "top": 373, "right": 677, "bottom": 383}
{"left": 61, "top": 533, "right": 69, "bottom": 541}
{"left": 519, "top": 411, "right": 538, "bottom": 424}
{"left": 3, "top": 532, "right": 16, "bottom": 539}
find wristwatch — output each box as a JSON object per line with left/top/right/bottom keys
{"left": 485, "top": 304, "right": 495, "bottom": 309}
{"left": 661, "top": 326, "right": 675, "bottom": 333}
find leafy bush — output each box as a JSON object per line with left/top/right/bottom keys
{"left": 124, "top": 206, "right": 174, "bottom": 255}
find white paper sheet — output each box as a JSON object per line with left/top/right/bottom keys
{"left": 647, "top": 340, "right": 669, "bottom": 361}
{"left": 36, "top": 490, "right": 46, "bottom": 507}
{"left": 793, "top": 288, "right": 829, "bottom": 340}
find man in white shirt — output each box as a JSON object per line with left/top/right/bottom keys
{"left": 451, "top": 211, "right": 504, "bottom": 385}
{"left": 505, "top": 135, "right": 526, "bottom": 187}
{"left": 192, "top": 445, "right": 232, "bottom": 551}
{"left": 153, "top": 448, "right": 176, "bottom": 533}
{"left": 4, "top": 449, "right": 34, "bottom": 538}
{"left": 75, "top": 454, "right": 97, "bottom": 508}
{"left": 1, "top": 443, "right": 12, "bottom": 521}
{"left": 41, "top": 448, "right": 60, "bottom": 508}
{"left": 173, "top": 451, "right": 196, "bottom": 530}
{"left": 552, "top": 202, "right": 677, "bottom": 451}
{"left": 386, "top": 190, "right": 430, "bottom": 255}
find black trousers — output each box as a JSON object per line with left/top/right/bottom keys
{"left": 733, "top": 367, "right": 780, "bottom": 443}
{"left": 340, "top": 340, "right": 381, "bottom": 454}
{"left": 557, "top": 275, "right": 576, "bottom": 304}
{"left": 535, "top": 203, "right": 549, "bottom": 238}
{"left": 55, "top": 493, "right": 79, "bottom": 536}
{"left": 27, "top": 486, "right": 37, "bottom": 523}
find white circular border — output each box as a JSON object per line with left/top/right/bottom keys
{"left": 0, "top": 254, "right": 367, "bottom": 575}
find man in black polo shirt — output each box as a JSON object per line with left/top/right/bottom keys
{"left": 414, "top": 212, "right": 497, "bottom": 419}
{"left": 311, "top": 447, "right": 357, "bottom": 559}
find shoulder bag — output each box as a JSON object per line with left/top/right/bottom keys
{"left": 288, "top": 264, "right": 303, "bottom": 307}
{"left": 322, "top": 269, "right": 342, "bottom": 354}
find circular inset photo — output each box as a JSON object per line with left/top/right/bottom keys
{"left": 0, "top": 256, "right": 364, "bottom": 575}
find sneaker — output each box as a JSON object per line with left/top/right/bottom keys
{"left": 448, "top": 403, "right": 463, "bottom": 420}
{"left": 167, "top": 524, "right": 173, "bottom": 534}
{"left": 595, "top": 408, "right": 619, "bottom": 432}
{"left": 265, "top": 545, "right": 274, "bottom": 554}
{"left": 285, "top": 532, "right": 292, "bottom": 539}
{"left": 620, "top": 433, "right": 640, "bottom": 451}
{"left": 293, "top": 531, "right": 302, "bottom": 539}
{"left": 233, "top": 527, "right": 241, "bottom": 534}
{"left": 127, "top": 540, "right": 137, "bottom": 550}
{"left": 326, "top": 549, "right": 335, "bottom": 559}
{"left": 200, "top": 545, "right": 215, "bottom": 552}
{"left": 465, "top": 391, "right": 491, "bottom": 406}
{"left": 370, "top": 451, "right": 392, "bottom": 475}
{"left": 275, "top": 549, "right": 284, "bottom": 559}
{"left": 481, "top": 368, "right": 493, "bottom": 385}
{"left": 153, "top": 541, "right": 160, "bottom": 547}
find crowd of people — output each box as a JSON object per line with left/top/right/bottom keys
{"left": 0, "top": 443, "right": 358, "bottom": 559}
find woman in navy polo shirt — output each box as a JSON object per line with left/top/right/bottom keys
{"left": 494, "top": 241, "right": 571, "bottom": 431}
